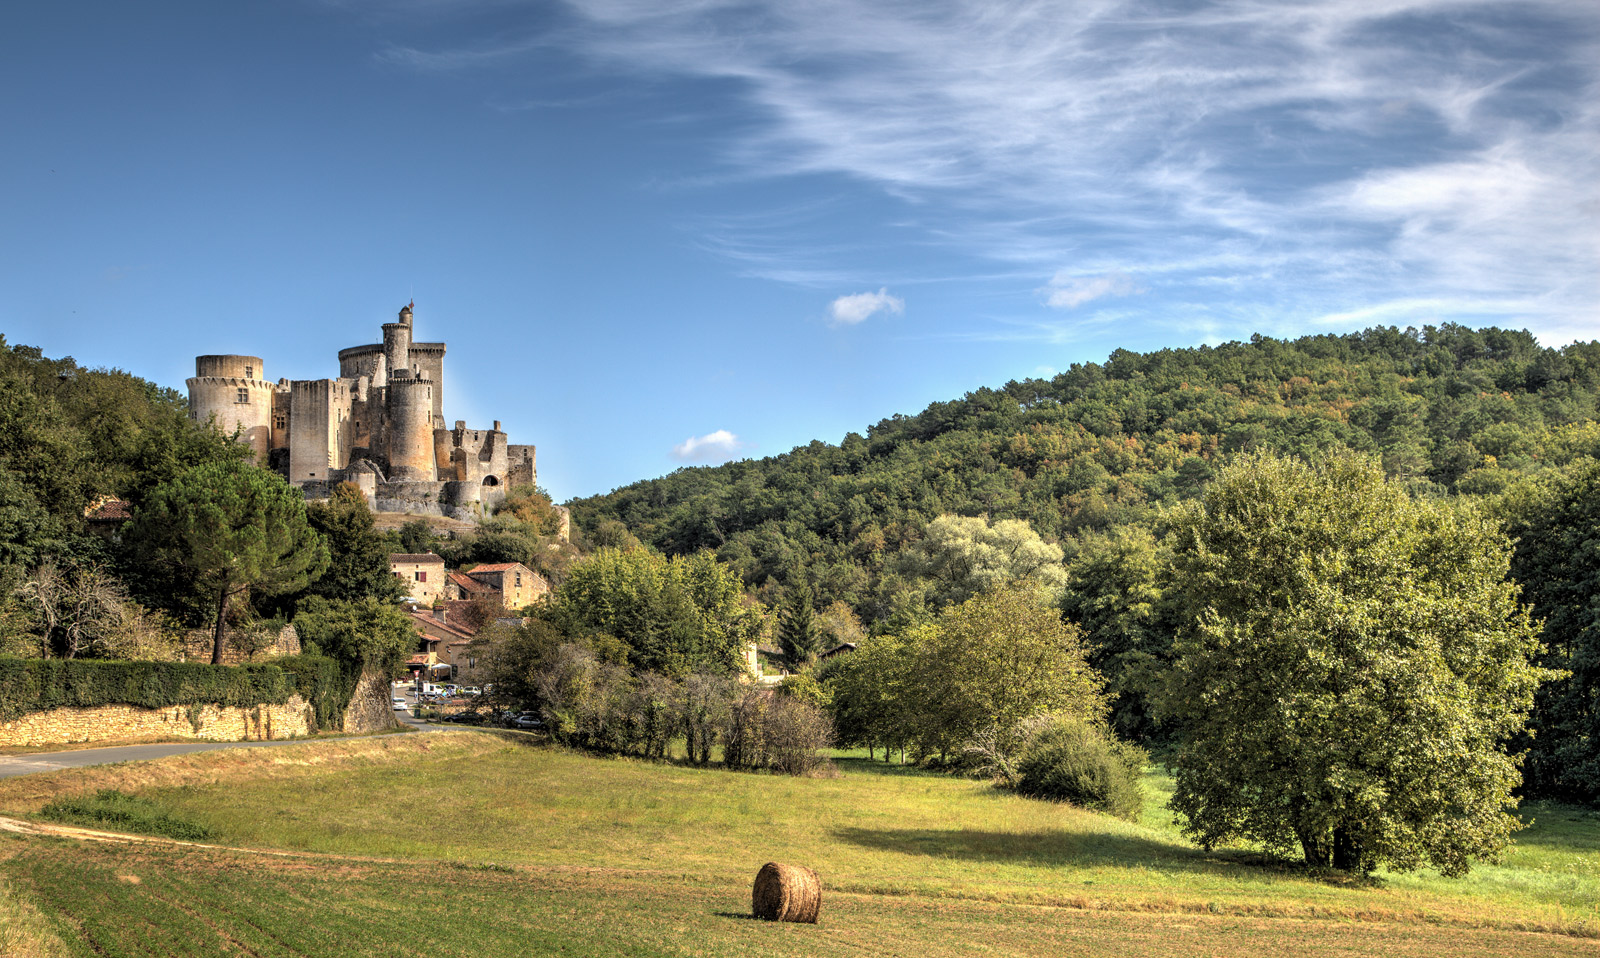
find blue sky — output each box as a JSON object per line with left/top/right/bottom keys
{"left": 3, "top": 1, "right": 1596, "bottom": 500}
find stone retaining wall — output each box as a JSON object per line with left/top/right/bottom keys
{"left": 0, "top": 696, "right": 316, "bottom": 748}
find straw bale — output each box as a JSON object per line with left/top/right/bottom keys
{"left": 751, "top": 861, "right": 821, "bottom": 923}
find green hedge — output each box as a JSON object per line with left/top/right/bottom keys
{"left": 0, "top": 656, "right": 344, "bottom": 728}
{"left": 273, "top": 655, "right": 348, "bottom": 730}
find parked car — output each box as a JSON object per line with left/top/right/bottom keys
{"left": 509, "top": 712, "right": 543, "bottom": 731}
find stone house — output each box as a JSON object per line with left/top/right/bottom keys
{"left": 456, "top": 562, "right": 549, "bottom": 610}
{"left": 391, "top": 552, "right": 447, "bottom": 605}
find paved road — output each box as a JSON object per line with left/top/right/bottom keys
{"left": 0, "top": 686, "right": 436, "bottom": 780}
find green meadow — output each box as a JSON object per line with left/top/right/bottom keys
{"left": 0, "top": 732, "right": 1595, "bottom": 957}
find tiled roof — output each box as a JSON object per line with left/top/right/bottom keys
{"left": 390, "top": 553, "right": 445, "bottom": 564}
{"left": 447, "top": 571, "right": 494, "bottom": 594}
{"left": 85, "top": 499, "right": 132, "bottom": 522}
{"left": 409, "top": 610, "right": 475, "bottom": 641}
{"left": 466, "top": 562, "right": 523, "bottom": 574}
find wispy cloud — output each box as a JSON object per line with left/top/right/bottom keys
{"left": 671, "top": 429, "right": 747, "bottom": 462}
{"left": 381, "top": 0, "right": 1600, "bottom": 338}
{"left": 1042, "top": 271, "right": 1140, "bottom": 310}
{"left": 828, "top": 287, "right": 903, "bottom": 325}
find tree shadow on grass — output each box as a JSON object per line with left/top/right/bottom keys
{"left": 830, "top": 825, "right": 1356, "bottom": 885}
{"left": 832, "top": 756, "right": 953, "bottom": 780}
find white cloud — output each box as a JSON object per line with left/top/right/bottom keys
{"left": 383, "top": 0, "right": 1600, "bottom": 336}
{"left": 671, "top": 429, "right": 746, "bottom": 462}
{"left": 828, "top": 287, "right": 904, "bottom": 325}
{"left": 1042, "top": 271, "right": 1140, "bottom": 310}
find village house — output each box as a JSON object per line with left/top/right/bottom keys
{"left": 449, "top": 562, "right": 549, "bottom": 610}
{"left": 390, "top": 552, "right": 447, "bottom": 605}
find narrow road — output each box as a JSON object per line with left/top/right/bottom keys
{"left": 0, "top": 687, "right": 437, "bottom": 780}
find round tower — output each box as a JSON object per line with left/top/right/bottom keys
{"left": 187, "top": 355, "right": 275, "bottom": 462}
{"left": 382, "top": 305, "right": 413, "bottom": 382}
{"left": 385, "top": 372, "right": 436, "bottom": 481}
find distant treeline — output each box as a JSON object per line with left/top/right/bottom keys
{"left": 571, "top": 324, "right": 1600, "bottom": 615}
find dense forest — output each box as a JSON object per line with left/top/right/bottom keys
{"left": 571, "top": 324, "right": 1600, "bottom": 615}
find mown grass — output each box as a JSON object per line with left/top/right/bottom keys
{"left": 0, "top": 732, "right": 1596, "bottom": 956}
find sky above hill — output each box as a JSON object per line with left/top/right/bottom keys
{"left": 3, "top": 1, "right": 1596, "bottom": 500}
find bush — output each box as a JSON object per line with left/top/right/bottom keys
{"left": 0, "top": 656, "right": 296, "bottom": 722}
{"left": 1014, "top": 718, "right": 1146, "bottom": 820}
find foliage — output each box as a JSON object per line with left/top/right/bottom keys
{"left": 40, "top": 789, "right": 213, "bottom": 841}
{"left": 900, "top": 514, "right": 1068, "bottom": 610}
{"left": 0, "top": 656, "right": 298, "bottom": 722}
{"left": 300, "top": 483, "right": 409, "bottom": 607}
{"left": 544, "top": 548, "right": 761, "bottom": 676}
{"left": 272, "top": 654, "right": 347, "bottom": 731}
{"left": 125, "top": 460, "right": 328, "bottom": 663}
{"left": 777, "top": 584, "right": 822, "bottom": 666}
{"left": 912, "top": 583, "right": 1103, "bottom": 764}
{"left": 821, "top": 584, "right": 1103, "bottom": 767}
{"left": 1501, "top": 458, "right": 1600, "bottom": 801}
{"left": 570, "top": 326, "right": 1600, "bottom": 621}
{"left": 1059, "top": 526, "right": 1178, "bottom": 743}
{"left": 291, "top": 597, "right": 415, "bottom": 680}
{"left": 1158, "top": 452, "right": 1552, "bottom": 876}
{"left": 11, "top": 560, "right": 177, "bottom": 660}
{"left": 721, "top": 687, "right": 835, "bottom": 776}
{"left": 495, "top": 484, "right": 565, "bottom": 537}
{"left": 1013, "top": 716, "right": 1146, "bottom": 820}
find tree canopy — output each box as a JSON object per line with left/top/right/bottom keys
{"left": 126, "top": 460, "right": 328, "bottom": 663}
{"left": 1158, "top": 452, "right": 1550, "bottom": 876}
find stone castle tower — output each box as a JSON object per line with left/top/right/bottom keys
{"left": 188, "top": 305, "right": 536, "bottom": 519}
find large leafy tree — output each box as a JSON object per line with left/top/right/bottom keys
{"left": 1159, "top": 452, "right": 1549, "bottom": 876}
{"left": 127, "top": 461, "right": 328, "bottom": 664}
{"left": 302, "top": 482, "right": 408, "bottom": 605}
{"left": 899, "top": 514, "right": 1068, "bottom": 611}
{"left": 1502, "top": 457, "right": 1600, "bottom": 800}
{"left": 544, "top": 547, "right": 760, "bottom": 676}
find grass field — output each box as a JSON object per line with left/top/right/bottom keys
{"left": 0, "top": 731, "right": 1595, "bottom": 957}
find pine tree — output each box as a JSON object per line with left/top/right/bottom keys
{"left": 778, "top": 585, "right": 822, "bottom": 667}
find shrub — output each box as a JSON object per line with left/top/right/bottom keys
{"left": 0, "top": 656, "right": 296, "bottom": 722}
{"left": 1014, "top": 717, "right": 1146, "bottom": 820}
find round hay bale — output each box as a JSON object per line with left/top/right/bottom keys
{"left": 751, "top": 861, "right": 821, "bottom": 923}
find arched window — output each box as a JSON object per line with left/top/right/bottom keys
{"left": 483, "top": 475, "right": 500, "bottom": 487}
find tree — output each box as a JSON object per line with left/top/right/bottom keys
{"left": 545, "top": 548, "right": 760, "bottom": 676}
{"left": 914, "top": 582, "right": 1103, "bottom": 764}
{"left": 302, "top": 483, "right": 408, "bottom": 605}
{"left": 1501, "top": 457, "right": 1600, "bottom": 800}
{"left": 126, "top": 461, "right": 329, "bottom": 664}
{"left": 1158, "top": 452, "right": 1551, "bottom": 875}
{"left": 777, "top": 585, "right": 822, "bottom": 666}
{"left": 899, "top": 515, "right": 1068, "bottom": 610}
{"left": 292, "top": 596, "right": 416, "bottom": 679}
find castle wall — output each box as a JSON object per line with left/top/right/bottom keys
{"left": 188, "top": 355, "right": 276, "bottom": 463}
{"left": 508, "top": 444, "right": 537, "bottom": 488}
{"left": 288, "top": 379, "right": 354, "bottom": 482}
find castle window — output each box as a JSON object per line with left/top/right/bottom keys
{"left": 245, "top": 365, "right": 253, "bottom": 379}
{"left": 236, "top": 388, "right": 249, "bottom": 404}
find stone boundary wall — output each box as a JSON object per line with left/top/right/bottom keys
{"left": 343, "top": 666, "right": 399, "bottom": 734}
{"left": 0, "top": 696, "right": 315, "bottom": 749}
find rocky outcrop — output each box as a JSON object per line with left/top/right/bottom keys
{"left": 342, "top": 665, "right": 399, "bottom": 734}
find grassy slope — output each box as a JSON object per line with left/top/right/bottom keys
{"left": 0, "top": 733, "right": 1595, "bottom": 957}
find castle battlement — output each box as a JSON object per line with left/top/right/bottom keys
{"left": 188, "top": 305, "right": 536, "bottom": 520}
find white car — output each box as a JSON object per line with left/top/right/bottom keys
{"left": 392, "top": 697, "right": 408, "bottom": 711}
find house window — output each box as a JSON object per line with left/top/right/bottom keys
{"left": 415, "top": 571, "right": 427, "bottom": 582}
{"left": 236, "top": 388, "right": 249, "bottom": 403}
{"left": 515, "top": 572, "right": 522, "bottom": 588}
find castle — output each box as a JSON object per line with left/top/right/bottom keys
{"left": 188, "top": 304, "right": 534, "bottom": 519}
